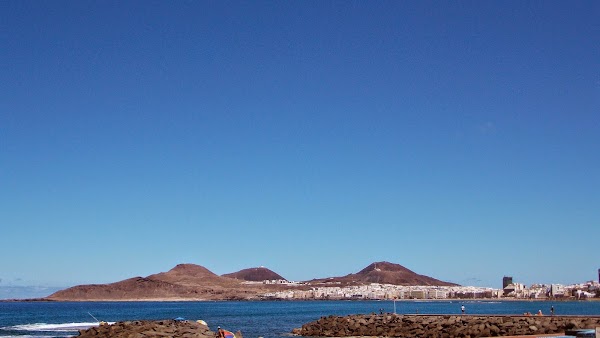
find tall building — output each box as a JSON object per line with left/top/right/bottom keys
{"left": 503, "top": 276, "right": 513, "bottom": 289}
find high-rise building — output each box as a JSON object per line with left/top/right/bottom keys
{"left": 503, "top": 276, "right": 513, "bottom": 289}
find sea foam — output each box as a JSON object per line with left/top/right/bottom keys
{"left": 3, "top": 322, "right": 101, "bottom": 332}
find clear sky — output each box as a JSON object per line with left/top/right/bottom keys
{"left": 1, "top": 1, "right": 598, "bottom": 295}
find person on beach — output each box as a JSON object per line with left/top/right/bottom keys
{"left": 536, "top": 310, "right": 543, "bottom": 316}
{"left": 216, "top": 326, "right": 225, "bottom": 338}
{"left": 550, "top": 306, "right": 554, "bottom": 316}
{"left": 461, "top": 305, "right": 465, "bottom": 314}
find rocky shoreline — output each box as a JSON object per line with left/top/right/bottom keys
{"left": 294, "top": 314, "right": 600, "bottom": 338}
{"left": 76, "top": 319, "right": 243, "bottom": 338}
{"left": 71, "top": 314, "right": 600, "bottom": 338}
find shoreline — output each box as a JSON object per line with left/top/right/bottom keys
{"left": 2, "top": 297, "right": 599, "bottom": 302}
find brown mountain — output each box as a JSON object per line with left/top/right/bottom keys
{"left": 222, "top": 267, "right": 286, "bottom": 282}
{"left": 46, "top": 261, "right": 457, "bottom": 301}
{"left": 149, "top": 264, "right": 239, "bottom": 287}
{"left": 46, "top": 264, "right": 283, "bottom": 301}
{"left": 307, "top": 261, "right": 458, "bottom": 286}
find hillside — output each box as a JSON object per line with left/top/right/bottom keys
{"left": 150, "top": 264, "right": 240, "bottom": 287}
{"left": 46, "top": 264, "right": 282, "bottom": 301}
{"left": 307, "top": 261, "right": 458, "bottom": 286}
{"left": 46, "top": 261, "right": 457, "bottom": 301}
{"left": 222, "top": 267, "right": 286, "bottom": 282}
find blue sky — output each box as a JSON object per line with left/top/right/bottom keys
{"left": 1, "top": 1, "right": 598, "bottom": 295}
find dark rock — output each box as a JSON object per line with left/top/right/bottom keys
{"left": 294, "top": 314, "right": 600, "bottom": 338}
{"left": 77, "top": 320, "right": 227, "bottom": 338}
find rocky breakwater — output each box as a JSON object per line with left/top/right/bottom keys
{"left": 76, "top": 319, "right": 242, "bottom": 338}
{"left": 294, "top": 314, "right": 600, "bottom": 338}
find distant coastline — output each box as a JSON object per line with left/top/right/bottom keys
{"left": 4, "top": 297, "right": 600, "bottom": 303}
{"left": 9, "top": 262, "right": 597, "bottom": 302}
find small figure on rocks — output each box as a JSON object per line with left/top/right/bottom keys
{"left": 536, "top": 310, "right": 543, "bottom": 316}
{"left": 461, "top": 305, "right": 465, "bottom": 314}
{"left": 217, "top": 326, "right": 226, "bottom": 338}
{"left": 550, "top": 306, "right": 554, "bottom": 316}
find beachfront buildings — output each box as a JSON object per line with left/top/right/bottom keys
{"left": 262, "top": 284, "right": 500, "bottom": 300}
{"left": 261, "top": 281, "right": 599, "bottom": 300}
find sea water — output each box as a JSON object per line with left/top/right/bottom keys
{"left": 1, "top": 300, "right": 599, "bottom": 338}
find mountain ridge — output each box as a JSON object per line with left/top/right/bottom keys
{"left": 308, "top": 261, "right": 458, "bottom": 287}
{"left": 46, "top": 261, "right": 458, "bottom": 301}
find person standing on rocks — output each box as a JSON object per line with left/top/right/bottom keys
{"left": 461, "top": 305, "right": 465, "bottom": 314}
{"left": 550, "top": 306, "right": 554, "bottom": 316}
{"left": 217, "top": 326, "right": 226, "bottom": 338}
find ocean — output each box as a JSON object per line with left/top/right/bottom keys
{"left": 1, "top": 300, "right": 599, "bottom": 338}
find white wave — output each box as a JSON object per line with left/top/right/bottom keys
{"left": 3, "top": 322, "right": 104, "bottom": 332}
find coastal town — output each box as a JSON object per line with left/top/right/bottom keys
{"left": 259, "top": 277, "right": 600, "bottom": 300}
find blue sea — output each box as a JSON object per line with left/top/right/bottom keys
{"left": 1, "top": 300, "right": 599, "bottom": 338}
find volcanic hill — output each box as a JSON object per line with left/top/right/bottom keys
{"left": 46, "top": 264, "right": 286, "bottom": 301}
{"left": 222, "top": 267, "right": 286, "bottom": 282}
{"left": 307, "top": 261, "right": 458, "bottom": 287}
{"left": 45, "top": 261, "right": 457, "bottom": 301}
